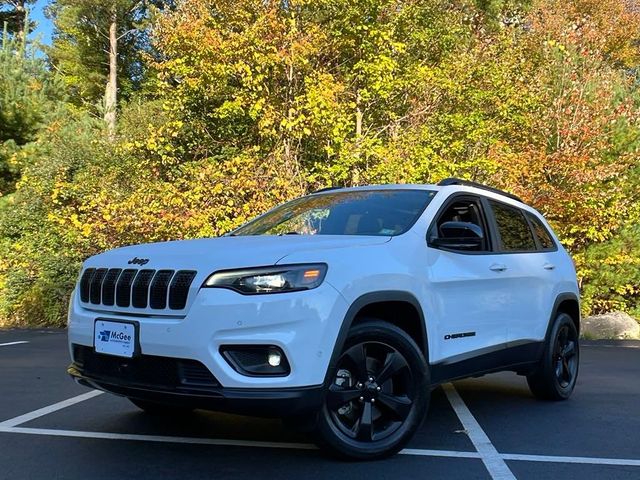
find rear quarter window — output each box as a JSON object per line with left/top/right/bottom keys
{"left": 526, "top": 212, "right": 556, "bottom": 250}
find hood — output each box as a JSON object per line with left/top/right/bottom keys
{"left": 84, "top": 235, "right": 391, "bottom": 272}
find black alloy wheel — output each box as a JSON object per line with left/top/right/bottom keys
{"left": 553, "top": 323, "right": 578, "bottom": 388}
{"left": 527, "top": 312, "right": 580, "bottom": 401}
{"left": 314, "top": 319, "right": 430, "bottom": 459}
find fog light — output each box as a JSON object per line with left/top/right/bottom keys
{"left": 267, "top": 351, "right": 281, "bottom": 367}
{"left": 220, "top": 345, "right": 290, "bottom": 377}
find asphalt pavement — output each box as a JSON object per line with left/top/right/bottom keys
{"left": 1, "top": 329, "right": 639, "bottom": 480}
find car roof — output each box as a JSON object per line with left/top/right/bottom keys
{"left": 312, "top": 183, "right": 527, "bottom": 205}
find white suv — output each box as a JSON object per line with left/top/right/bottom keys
{"left": 67, "top": 178, "right": 580, "bottom": 459}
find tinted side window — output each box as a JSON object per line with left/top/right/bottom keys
{"left": 490, "top": 201, "right": 536, "bottom": 252}
{"left": 431, "top": 197, "right": 489, "bottom": 252}
{"left": 526, "top": 213, "right": 556, "bottom": 250}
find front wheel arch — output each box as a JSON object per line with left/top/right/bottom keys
{"left": 324, "top": 291, "right": 429, "bottom": 387}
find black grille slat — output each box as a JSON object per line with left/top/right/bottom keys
{"left": 89, "top": 268, "right": 108, "bottom": 304}
{"left": 80, "top": 267, "right": 195, "bottom": 311}
{"left": 149, "top": 270, "right": 174, "bottom": 309}
{"left": 101, "top": 269, "right": 122, "bottom": 306}
{"left": 169, "top": 270, "right": 197, "bottom": 310}
{"left": 72, "top": 345, "right": 219, "bottom": 390}
{"left": 79, "top": 268, "right": 96, "bottom": 302}
{"left": 132, "top": 269, "right": 156, "bottom": 308}
{"left": 116, "top": 269, "right": 138, "bottom": 307}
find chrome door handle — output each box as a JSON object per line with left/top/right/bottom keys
{"left": 543, "top": 263, "right": 556, "bottom": 270}
{"left": 489, "top": 264, "right": 507, "bottom": 272}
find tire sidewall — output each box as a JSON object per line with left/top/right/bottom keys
{"left": 543, "top": 313, "right": 580, "bottom": 399}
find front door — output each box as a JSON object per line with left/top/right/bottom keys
{"left": 425, "top": 194, "right": 510, "bottom": 364}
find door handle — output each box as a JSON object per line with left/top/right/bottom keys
{"left": 489, "top": 263, "right": 507, "bottom": 272}
{"left": 543, "top": 263, "right": 556, "bottom": 270}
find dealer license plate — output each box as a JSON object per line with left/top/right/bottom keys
{"left": 94, "top": 320, "right": 136, "bottom": 358}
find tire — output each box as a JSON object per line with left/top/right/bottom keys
{"left": 128, "top": 398, "right": 194, "bottom": 416}
{"left": 314, "top": 319, "right": 430, "bottom": 460}
{"left": 527, "top": 313, "right": 579, "bottom": 401}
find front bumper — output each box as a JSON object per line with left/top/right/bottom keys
{"left": 68, "top": 282, "right": 348, "bottom": 390}
{"left": 68, "top": 361, "right": 324, "bottom": 417}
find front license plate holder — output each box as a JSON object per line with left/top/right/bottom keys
{"left": 94, "top": 319, "right": 140, "bottom": 358}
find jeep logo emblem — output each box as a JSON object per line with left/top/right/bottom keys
{"left": 128, "top": 257, "right": 149, "bottom": 266}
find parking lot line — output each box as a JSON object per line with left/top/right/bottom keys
{"left": 0, "top": 390, "right": 103, "bottom": 428}
{"left": 443, "top": 383, "right": 516, "bottom": 480}
{"left": 501, "top": 452, "right": 640, "bottom": 467}
{"left": 0, "top": 426, "right": 319, "bottom": 450}
{"left": 0, "top": 341, "right": 30, "bottom": 347}
{"left": 3, "top": 424, "right": 639, "bottom": 468}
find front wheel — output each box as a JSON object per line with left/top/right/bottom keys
{"left": 314, "top": 319, "right": 430, "bottom": 460}
{"left": 527, "top": 313, "right": 579, "bottom": 401}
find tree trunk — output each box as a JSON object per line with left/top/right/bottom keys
{"left": 14, "top": 0, "right": 26, "bottom": 49}
{"left": 104, "top": 6, "right": 118, "bottom": 139}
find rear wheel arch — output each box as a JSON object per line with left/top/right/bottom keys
{"left": 325, "top": 291, "right": 429, "bottom": 385}
{"left": 545, "top": 293, "right": 581, "bottom": 341}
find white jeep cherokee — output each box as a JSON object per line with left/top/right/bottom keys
{"left": 67, "top": 178, "right": 580, "bottom": 459}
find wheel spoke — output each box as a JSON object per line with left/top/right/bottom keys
{"left": 377, "top": 392, "right": 412, "bottom": 420}
{"left": 327, "top": 384, "right": 362, "bottom": 410}
{"left": 558, "top": 326, "right": 568, "bottom": 347}
{"left": 376, "top": 351, "right": 408, "bottom": 385}
{"left": 562, "top": 358, "right": 572, "bottom": 383}
{"left": 555, "top": 359, "right": 563, "bottom": 379}
{"left": 344, "top": 344, "right": 368, "bottom": 381}
{"left": 355, "top": 401, "right": 374, "bottom": 441}
{"left": 562, "top": 341, "right": 576, "bottom": 358}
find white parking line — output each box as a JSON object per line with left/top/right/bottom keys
{"left": 1, "top": 385, "right": 639, "bottom": 470}
{"left": 2, "top": 425, "right": 640, "bottom": 468}
{"left": 0, "top": 426, "right": 318, "bottom": 450}
{"left": 0, "top": 390, "right": 103, "bottom": 428}
{"left": 443, "top": 383, "right": 516, "bottom": 480}
{"left": 501, "top": 452, "right": 640, "bottom": 467}
{"left": 0, "top": 341, "right": 30, "bottom": 347}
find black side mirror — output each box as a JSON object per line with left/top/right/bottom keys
{"left": 431, "top": 221, "right": 484, "bottom": 250}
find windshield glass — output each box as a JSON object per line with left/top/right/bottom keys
{"left": 232, "top": 189, "right": 437, "bottom": 236}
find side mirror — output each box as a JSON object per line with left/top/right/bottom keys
{"left": 431, "top": 221, "right": 484, "bottom": 250}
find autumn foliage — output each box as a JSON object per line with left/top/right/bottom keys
{"left": 1, "top": 0, "right": 639, "bottom": 326}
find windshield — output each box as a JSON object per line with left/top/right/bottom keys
{"left": 232, "top": 189, "right": 437, "bottom": 236}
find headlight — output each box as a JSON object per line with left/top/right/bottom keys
{"left": 203, "top": 264, "right": 328, "bottom": 294}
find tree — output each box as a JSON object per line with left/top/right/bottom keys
{"left": 0, "top": 0, "right": 35, "bottom": 42}
{"left": 0, "top": 27, "right": 63, "bottom": 194}
{"left": 46, "top": 0, "right": 171, "bottom": 136}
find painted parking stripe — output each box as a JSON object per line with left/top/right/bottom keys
{"left": 501, "top": 452, "right": 640, "bottom": 467}
{"left": 0, "top": 426, "right": 479, "bottom": 459}
{"left": 0, "top": 426, "right": 318, "bottom": 450}
{"left": 0, "top": 341, "right": 29, "bottom": 347}
{"left": 443, "top": 383, "right": 516, "bottom": 480}
{"left": 0, "top": 390, "right": 103, "bottom": 428}
{"left": 2, "top": 426, "right": 639, "bottom": 468}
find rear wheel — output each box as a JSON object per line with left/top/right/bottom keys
{"left": 314, "top": 319, "right": 430, "bottom": 460}
{"left": 527, "top": 313, "right": 579, "bottom": 400}
{"left": 128, "top": 398, "right": 194, "bottom": 416}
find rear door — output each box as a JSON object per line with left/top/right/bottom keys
{"left": 485, "top": 200, "right": 551, "bottom": 346}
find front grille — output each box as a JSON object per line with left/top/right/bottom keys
{"left": 72, "top": 345, "right": 219, "bottom": 390}
{"left": 79, "top": 267, "right": 197, "bottom": 310}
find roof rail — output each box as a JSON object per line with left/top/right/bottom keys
{"left": 313, "top": 186, "right": 344, "bottom": 193}
{"left": 437, "top": 178, "right": 523, "bottom": 203}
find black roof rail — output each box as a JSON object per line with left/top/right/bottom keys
{"left": 313, "top": 186, "right": 344, "bottom": 193}
{"left": 437, "top": 178, "right": 523, "bottom": 203}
